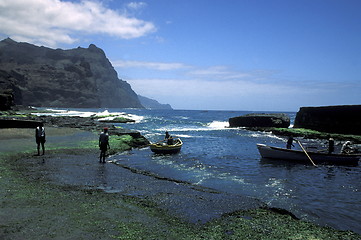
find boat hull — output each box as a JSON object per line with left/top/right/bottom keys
{"left": 150, "top": 139, "right": 183, "bottom": 154}
{"left": 257, "top": 144, "right": 360, "bottom": 165}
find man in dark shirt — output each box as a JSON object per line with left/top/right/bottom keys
{"left": 99, "top": 127, "right": 110, "bottom": 163}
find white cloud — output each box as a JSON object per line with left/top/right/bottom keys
{"left": 127, "top": 77, "right": 303, "bottom": 110}
{"left": 188, "top": 66, "right": 252, "bottom": 80}
{"left": 128, "top": 78, "right": 297, "bottom": 98}
{"left": 0, "top": 0, "right": 156, "bottom": 47}
{"left": 127, "top": 2, "right": 147, "bottom": 10}
{"left": 128, "top": 77, "right": 353, "bottom": 111}
{"left": 116, "top": 59, "right": 361, "bottom": 110}
{"left": 130, "top": 75, "right": 360, "bottom": 111}
{"left": 113, "top": 60, "right": 270, "bottom": 80}
{"left": 113, "top": 60, "right": 190, "bottom": 71}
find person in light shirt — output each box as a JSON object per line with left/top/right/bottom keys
{"left": 35, "top": 122, "right": 46, "bottom": 155}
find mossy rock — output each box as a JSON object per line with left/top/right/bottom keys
{"left": 98, "top": 116, "right": 135, "bottom": 123}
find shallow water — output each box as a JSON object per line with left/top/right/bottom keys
{"left": 43, "top": 108, "right": 361, "bottom": 233}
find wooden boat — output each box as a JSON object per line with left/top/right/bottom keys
{"left": 257, "top": 144, "right": 360, "bottom": 165}
{"left": 150, "top": 138, "right": 183, "bottom": 154}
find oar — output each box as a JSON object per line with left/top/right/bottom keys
{"left": 296, "top": 140, "right": 317, "bottom": 167}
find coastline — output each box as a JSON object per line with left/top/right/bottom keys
{"left": 1, "top": 112, "right": 360, "bottom": 239}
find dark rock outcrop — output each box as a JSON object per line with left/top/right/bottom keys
{"left": 229, "top": 113, "right": 290, "bottom": 128}
{"left": 0, "top": 91, "right": 14, "bottom": 111}
{"left": 0, "top": 38, "right": 143, "bottom": 108}
{"left": 0, "top": 69, "right": 22, "bottom": 110}
{"left": 294, "top": 105, "right": 361, "bottom": 135}
{"left": 0, "top": 119, "right": 42, "bottom": 128}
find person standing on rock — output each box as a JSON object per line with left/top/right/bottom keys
{"left": 328, "top": 138, "right": 335, "bottom": 154}
{"left": 99, "top": 127, "right": 110, "bottom": 163}
{"left": 35, "top": 122, "right": 46, "bottom": 155}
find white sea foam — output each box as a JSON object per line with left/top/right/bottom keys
{"left": 266, "top": 178, "right": 284, "bottom": 188}
{"left": 249, "top": 132, "right": 284, "bottom": 141}
{"left": 93, "top": 110, "right": 144, "bottom": 123}
{"left": 175, "top": 134, "right": 193, "bottom": 138}
{"left": 123, "top": 113, "right": 144, "bottom": 123}
{"left": 265, "top": 133, "right": 284, "bottom": 140}
{"left": 207, "top": 121, "right": 229, "bottom": 129}
{"left": 156, "top": 126, "right": 203, "bottom": 132}
{"left": 176, "top": 116, "right": 189, "bottom": 120}
{"left": 33, "top": 108, "right": 144, "bottom": 122}
{"left": 34, "top": 109, "right": 98, "bottom": 117}
{"left": 155, "top": 121, "right": 229, "bottom": 133}
{"left": 229, "top": 176, "right": 247, "bottom": 184}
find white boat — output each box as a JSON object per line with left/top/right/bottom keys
{"left": 257, "top": 144, "right": 360, "bottom": 165}
{"left": 150, "top": 138, "right": 183, "bottom": 154}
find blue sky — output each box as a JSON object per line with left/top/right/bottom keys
{"left": 0, "top": 0, "right": 360, "bottom": 111}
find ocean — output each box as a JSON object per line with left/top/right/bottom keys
{"left": 44, "top": 108, "right": 361, "bottom": 234}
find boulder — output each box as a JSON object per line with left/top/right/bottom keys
{"left": 229, "top": 113, "right": 290, "bottom": 128}
{"left": 0, "top": 92, "right": 14, "bottom": 110}
{"left": 0, "top": 69, "right": 22, "bottom": 110}
{"left": 294, "top": 105, "right": 361, "bottom": 135}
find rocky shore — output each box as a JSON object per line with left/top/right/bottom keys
{"left": 228, "top": 108, "right": 361, "bottom": 144}
{"left": 1, "top": 109, "right": 360, "bottom": 239}
{"left": 0, "top": 107, "right": 149, "bottom": 147}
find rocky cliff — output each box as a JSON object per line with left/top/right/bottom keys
{"left": 294, "top": 105, "right": 361, "bottom": 135}
{"left": 0, "top": 38, "right": 143, "bottom": 109}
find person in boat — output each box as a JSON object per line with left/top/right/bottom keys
{"left": 341, "top": 141, "right": 354, "bottom": 154}
{"left": 99, "top": 127, "right": 110, "bottom": 163}
{"left": 286, "top": 136, "right": 295, "bottom": 149}
{"left": 165, "top": 131, "right": 170, "bottom": 140}
{"left": 328, "top": 138, "right": 335, "bottom": 154}
{"left": 35, "top": 122, "right": 46, "bottom": 155}
{"left": 167, "top": 136, "right": 174, "bottom": 145}
{"left": 165, "top": 131, "right": 174, "bottom": 144}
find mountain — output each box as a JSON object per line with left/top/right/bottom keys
{"left": 0, "top": 38, "right": 143, "bottom": 109}
{"left": 138, "top": 95, "right": 173, "bottom": 110}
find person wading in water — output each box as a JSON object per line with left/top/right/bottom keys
{"left": 35, "top": 122, "right": 46, "bottom": 155}
{"left": 99, "top": 127, "right": 110, "bottom": 163}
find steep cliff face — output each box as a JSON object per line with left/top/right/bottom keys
{"left": 294, "top": 105, "right": 361, "bottom": 135}
{"left": 0, "top": 38, "right": 143, "bottom": 108}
